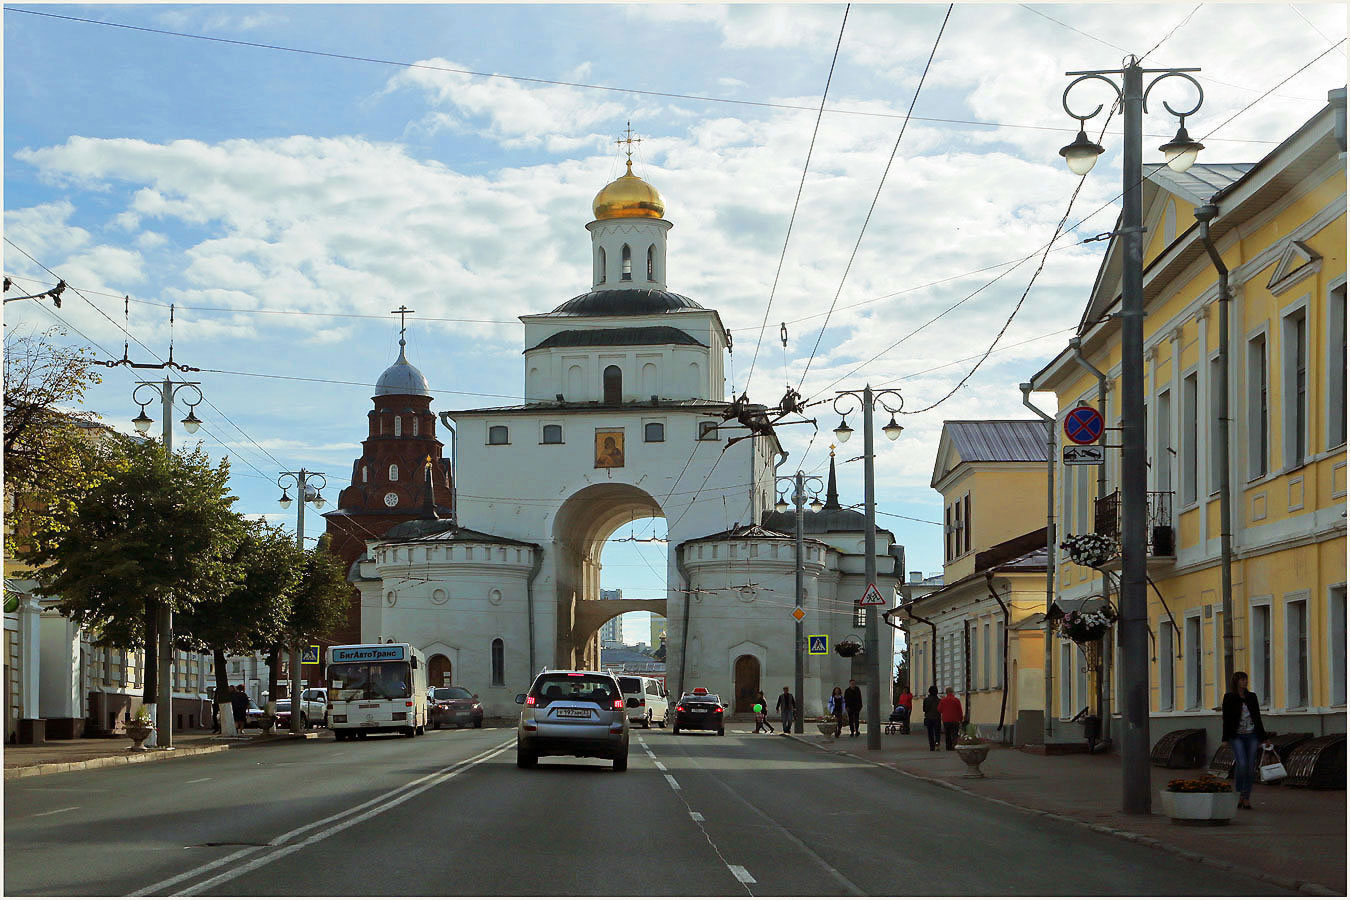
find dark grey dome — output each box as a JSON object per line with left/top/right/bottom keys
{"left": 550, "top": 289, "right": 704, "bottom": 317}
{"left": 375, "top": 342, "right": 430, "bottom": 397}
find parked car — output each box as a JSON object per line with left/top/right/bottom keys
{"left": 243, "top": 702, "right": 267, "bottom": 730}
{"left": 515, "top": 670, "right": 628, "bottom": 770}
{"left": 274, "top": 690, "right": 327, "bottom": 729}
{"left": 616, "top": 675, "right": 669, "bottom": 728}
{"left": 672, "top": 687, "right": 724, "bottom": 736}
{"left": 428, "top": 686, "right": 483, "bottom": 729}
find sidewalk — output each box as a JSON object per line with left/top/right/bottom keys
{"left": 3, "top": 728, "right": 305, "bottom": 780}
{"left": 783, "top": 728, "right": 1345, "bottom": 895}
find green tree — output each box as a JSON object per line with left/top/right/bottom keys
{"left": 265, "top": 534, "right": 351, "bottom": 705}
{"left": 3, "top": 327, "right": 107, "bottom": 559}
{"left": 175, "top": 516, "right": 302, "bottom": 719}
{"left": 21, "top": 434, "right": 242, "bottom": 702}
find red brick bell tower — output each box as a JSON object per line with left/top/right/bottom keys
{"left": 323, "top": 315, "right": 452, "bottom": 644}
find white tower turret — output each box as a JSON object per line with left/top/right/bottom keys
{"left": 587, "top": 124, "right": 672, "bottom": 290}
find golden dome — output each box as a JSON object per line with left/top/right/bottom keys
{"left": 592, "top": 160, "right": 665, "bottom": 220}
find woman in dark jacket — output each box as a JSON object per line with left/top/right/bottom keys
{"left": 1221, "top": 671, "right": 1267, "bottom": 808}
{"left": 921, "top": 686, "right": 942, "bottom": 752}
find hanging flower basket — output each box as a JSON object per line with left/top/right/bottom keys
{"left": 1059, "top": 533, "right": 1116, "bottom": 568}
{"left": 1057, "top": 606, "right": 1118, "bottom": 643}
{"left": 835, "top": 639, "right": 864, "bottom": 658}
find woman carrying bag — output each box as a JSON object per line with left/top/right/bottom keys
{"left": 828, "top": 686, "right": 846, "bottom": 738}
{"left": 1222, "top": 671, "right": 1269, "bottom": 809}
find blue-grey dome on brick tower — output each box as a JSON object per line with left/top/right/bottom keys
{"left": 375, "top": 339, "right": 431, "bottom": 397}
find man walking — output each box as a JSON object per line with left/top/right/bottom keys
{"left": 938, "top": 686, "right": 964, "bottom": 751}
{"left": 843, "top": 679, "right": 863, "bottom": 737}
{"left": 231, "top": 684, "right": 251, "bottom": 734}
{"left": 775, "top": 686, "right": 796, "bottom": 734}
{"left": 922, "top": 686, "right": 942, "bottom": 750}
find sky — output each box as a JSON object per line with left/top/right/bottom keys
{"left": 5, "top": 2, "right": 1347, "bottom": 651}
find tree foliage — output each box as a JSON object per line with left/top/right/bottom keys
{"left": 287, "top": 534, "right": 352, "bottom": 645}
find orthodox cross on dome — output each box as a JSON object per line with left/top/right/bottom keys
{"left": 615, "top": 121, "right": 642, "bottom": 171}
{"left": 390, "top": 305, "right": 415, "bottom": 348}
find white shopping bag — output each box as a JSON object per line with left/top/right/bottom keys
{"left": 1258, "top": 747, "right": 1287, "bottom": 783}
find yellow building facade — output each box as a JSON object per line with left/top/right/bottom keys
{"left": 1030, "top": 91, "right": 1346, "bottom": 747}
{"left": 894, "top": 420, "right": 1051, "bottom": 741}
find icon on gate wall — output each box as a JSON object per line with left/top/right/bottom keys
{"left": 595, "top": 431, "right": 625, "bottom": 468}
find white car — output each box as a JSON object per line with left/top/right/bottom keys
{"left": 617, "top": 675, "right": 669, "bottom": 728}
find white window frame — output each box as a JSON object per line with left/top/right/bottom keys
{"left": 1158, "top": 617, "right": 1175, "bottom": 711}
{"left": 1280, "top": 296, "right": 1311, "bottom": 471}
{"left": 1329, "top": 584, "right": 1347, "bottom": 708}
{"left": 1212, "top": 604, "right": 1225, "bottom": 708}
{"left": 1075, "top": 642, "right": 1088, "bottom": 715}
{"left": 1246, "top": 327, "right": 1270, "bottom": 480}
{"left": 1184, "top": 610, "right": 1203, "bottom": 710}
{"left": 1326, "top": 278, "right": 1347, "bottom": 450}
{"left": 994, "top": 619, "right": 1004, "bottom": 689}
{"left": 982, "top": 620, "right": 992, "bottom": 691}
{"left": 1154, "top": 387, "right": 1173, "bottom": 494}
{"left": 1284, "top": 592, "right": 1310, "bottom": 709}
{"left": 1249, "top": 597, "right": 1273, "bottom": 704}
{"left": 1059, "top": 641, "right": 1073, "bottom": 719}
{"left": 1181, "top": 369, "right": 1199, "bottom": 507}
{"left": 541, "top": 423, "right": 564, "bottom": 445}
{"left": 1208, "top": 353, "right": 1223, "bottom": 496}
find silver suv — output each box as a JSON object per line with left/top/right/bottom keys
{"left": 515, "top": 670, "right": 629, "bottom": 771}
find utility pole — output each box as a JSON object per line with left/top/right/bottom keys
{"left": 775, "top": 471, "right": 823, "bottom": 734}
{"left": 277, "top": 469, "right": 327, "bottom": 735}
{"left": 1058, "top": 57, "right": 1205, "bottom": 814}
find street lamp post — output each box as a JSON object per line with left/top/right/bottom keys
{"left": 1059, "top": 56, "right": 1204, "bottom": 815}
{"left": 277, "top": 469, "right": 326, "bottom": 735}
{"left": 131, "top": 377, "right": 204, "bottom": 751}
{"left": 833, "top": 386, "right": 903, "bottom": 751}
{"left": 774, "top": 472, "right": 824, "bottom": 734}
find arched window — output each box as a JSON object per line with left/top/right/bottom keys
{"left": 412, "top": 417, "right": 419, "bottom": 437}
{"left": 647, "top": 245, "right": 655, "bottom": 281}
{"left": 389, "top": 464, "right": 399, "bottom": 481}
{"left": 645, "top": 422, "right": 665, "bottom": 442}
{"left": 488, "top": 425, "right": 509, "bottom": 445}
{"left": 362, "top": 465, "right": 368, "bottom": 483}
{"left": 394, "top": 416, "right": 402, "bottom": 437}
{"left": 542, "top": 424, "right": 563, "bottom": 444}
{"left": 597, "top": 246, "right": 606, "bottom": 283}
{"left": 491, "top": 638, "right": 505, "bottom": 686}
{"left": 621, "top": 244, "right": 632, "bottom": 281}
{"left": 603, "top": 366, "right": 622, "bottom": 404}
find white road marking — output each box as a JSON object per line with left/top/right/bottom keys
{"left": 132, "top": 737, "right": 514, "bottom": 897}
{"left": 689, "top": 811, "right": 705, "bottom": 822}
{"left": 654, "top": 760, "right": 667, "bottom": 771}
{"left": 185, "top": 777, "right": 212, "bottom": 784}
{"left": 664, "top": 773, "right": 681, "bottom": 790}
{"left": 31, "top": 806, "right": 79, "bottom": 817}
{"left": 728, "top": 865, "right": 757, "bottom": 884}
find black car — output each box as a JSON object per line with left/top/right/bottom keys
{"left": 429, "top": 686, "right": 484, "bottom": 729}
{"left": 672, "top": 688, "right": 724, "bottom": 736}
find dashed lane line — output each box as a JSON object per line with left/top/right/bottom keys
{"left": 654, "top": 760, "right": 667, "bottom": 771}
{"left": 689, "top": 811, "right": 705, "bottom": 823}
{"left": 185, "top": 777, "right": 212, "bottom": 784}
{"left": 728, "top": 865, "right": 757, "bottom": 884}
{"left": 30, "top": 806, "right": 79, "bottom": 818}
{"left": 664, "top": 773, "right": 681, "bottom": 790}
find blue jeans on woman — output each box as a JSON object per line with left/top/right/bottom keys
{"left": 1230, "top": 733, "right": 1261, "bottom": 798}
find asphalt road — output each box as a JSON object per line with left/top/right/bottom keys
{"left": 5, "top": 726, "right": 1289, "bottom": 896}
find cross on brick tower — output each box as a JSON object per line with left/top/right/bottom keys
{"left": 391, "top": 305, "right": 415, "bottom": 347}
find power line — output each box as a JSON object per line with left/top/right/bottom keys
{"left": 2, "top": 6, "right": 1281, "bottom": 146}
{"left": 1018, "top": 5, "right": 1127, "bottom": 52}
{"left": 746, "top": 4, "right": 850, "bottom": 389}
{"left": 1139, "top": 3, "right": 1203, "bottom": 63}
{"left": 797, "top": 4, "right": 954, "bottom": 393}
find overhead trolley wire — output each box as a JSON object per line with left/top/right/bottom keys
{"left": 795, "top": 4, "right": 954, "bottom": 393}
{"left": 745, "top": 4, "right": 850, "bottom": 388}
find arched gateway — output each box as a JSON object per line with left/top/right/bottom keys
{"left": 331, "top": 136, "right": 901, "bottom": 721}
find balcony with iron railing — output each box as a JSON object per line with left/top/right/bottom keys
{"left": 1093, "top": 489, "right": 1175, "bottom": 571}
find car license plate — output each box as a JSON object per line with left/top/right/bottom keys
{"left": 358, "top": 703, "right": 379, "bottom": 708}
{"left": 556, "top": 708, "right": 591, "bottom": 719}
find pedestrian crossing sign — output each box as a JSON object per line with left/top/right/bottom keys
{"left": 302, "top": 644, "right": 320, "bottom": 665}
{"left": 808, "top": 635, "right": 829, "bottom": 655}
{"left": 859, "top": 582, "right": 886, "bottom": 606}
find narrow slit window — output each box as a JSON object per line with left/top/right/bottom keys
{"left": 603, "top": 366, "right": 622, "bottom": 404}
{"left": 621, "top": 245, "right": 632, "bottom": 281}
{"left": 646, "top": 245, "right": 655, "bottom": 281}
{"left": 597, "top": 246, "right": 606, "bottom": 284}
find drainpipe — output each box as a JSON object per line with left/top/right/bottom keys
{"left": 1068, "top": 338, "right": 1111, "bottom": 740}
{"left": 906, "top": 604, "right": 939, "bottom": 689}
{"left": 984, "top": 573, "right": 1011, "bottom": 739}
{"left": 1194, "top": 203, "right": 1235, "bottom": 691}
{"left": 437, "top": 415, "right": 459, "bottom": 522}
{"left": 524, "top": 546, "right": 543, "bottom": 676}
{"left": 675, "top": 544, "right": 693, "bottom": 700}
{"left": 1020, "top": 382, "right": 1057, "bottom": 741}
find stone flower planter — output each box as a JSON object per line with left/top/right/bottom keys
{"left": 124, "top": 722, "right": 154, "bottom": 752}
{"left": 1159, "top": 789, "right": 1239, "bottom": 824}
{"left": 955, "top": 743, "right": 989, "bottom": 777}
{"left": 815, "top": 722, "right": 838, "bottom": 738}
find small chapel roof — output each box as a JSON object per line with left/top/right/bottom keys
{"left": 526, "top": 326, "right": 705, "bottom": 353}
{"left": 380, "top": 518, "right": 537, "bottom": 546}
{"left": 547, "top": 288, "right": 705, "bottom": 317}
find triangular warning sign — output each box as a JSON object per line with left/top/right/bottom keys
{"left": 859, "top": 582, "right": 886, "bottom": 606}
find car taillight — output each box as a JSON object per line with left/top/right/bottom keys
{"left": 613, "top": 699, "right": 624, "bottom": 710}
{"left": 716, "top": 707, "right": 724, "bottom": 713}
{"left": 406, "top": 700, "right": 414, "bottom": 707}
{"left": 526, "top": 695, "right": 537, "bottom": 706}
{"left": 639, "top": 699, "right": 646, "bottom": 706}
{"left": 676, "top": 705, "right": 685, "bottom": 712}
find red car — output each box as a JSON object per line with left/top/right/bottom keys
{"left": 429, "top": 686, "right": 484, "bottom": 729}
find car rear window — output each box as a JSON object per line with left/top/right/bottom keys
{"left": 680, "top": 695, "right": 721, "bottom": 705}
{"left": 432, "top": 687, "right": 472, "bottom": 700}
{"left": 532, "top": 673, "right": 621, "bottom": 708}
{"left": 618, "top": 677, "right": 643, "bottom": 693}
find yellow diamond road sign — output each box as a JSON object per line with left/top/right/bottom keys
{"left": 791, "top": 606, "right": 805, "bottom": 621}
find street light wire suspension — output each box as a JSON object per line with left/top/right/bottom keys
{"left": 745, "top": 4, "right": 850, "bottom": 391}
{"left": 796, "top": 3, "right": 954, "bottom": 394}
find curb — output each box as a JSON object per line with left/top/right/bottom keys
{"left": 784, "top": 734, "right": 1338, "bottom": 896}
{"left": 3, "top": 743, "right": 230, "bottom": 781}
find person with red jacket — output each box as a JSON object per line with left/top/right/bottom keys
{"left": 937, "top": 687, "right": 964, "bottom": 751}
{"left": 896, "top": 689, "right": 914, "bottom": 733}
